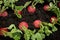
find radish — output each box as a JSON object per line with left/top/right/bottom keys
{"left": 1, "top": 11, "right": 8, "bottom": 17}
{"left": 50, "top": 16, "right": 57, "bottom": 23}
{"left": 0, "top": 27, "right": 8, "bottom": 31}
{"left": 18, "top": 10, "right": 22, "bottom": 15}
{"left": 33, "top": 20, "right": 41, "bottom": 28}
{"left": 18, "top": 21, "right": 28, "bottom": 30}
{"left": 43, "top": 5, "right": 50, "bottom": 11}
{"left": 0, "top": 13, "right": 2, "bottom": 16}
{"left": 27, "top": 6, "right": 36, "bottom": 13}
{"left": 0, "top": 28, "right": 8, "bottom": 35}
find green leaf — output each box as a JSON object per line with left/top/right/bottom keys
{"left": 23, "top": 26, "right": 35, "bottom": 40}
{"left": 1, "top": 6, "right": 8, "bottom": 12}
{"left": 8, "top": 24, "right": 16, "bottom": 29}
{"left": 58, "top": 18, "right": 60, "bottom": 23}
{"left": 24, "top": 1, "right": 31, "bottom": 8}
{"left": 16, "top": 13, "right": 22, "bottom": 18}
{"left": 10, "top": 29, "right": 16, "bottom": 33}
{"left": 15, "top": 6, "right": 24, "bottom": 11}
{"left": 40, "top": 33, "right": 45, "bottom": 39}
{"left": 14, "top": 35, "right": 20, "bottom": 40}
{"left": 45, "top": 26, "right": 52, "bottom": 36}
{"left": 48, "top": 23, "right": 53, "bottom": 27}
{"left": 23, "top": 26, "right": 33, "bottom": 40}
{"left": 38, "top": 29, "right": 44, "bottom": 33}
{"left": 49, "top": 2, "right": 53, "bottom": 8}
{"left": 47, "top": 0, "right": 52, "bottom": 2}
{"left": 9, "top": 0, "right": 18, "bottom": 3}
{"left": 15, "top": 0, "right": 18, "bottom": 1}
{"left": 36, "top": 33, "right": 42, "bottom": 40}
{"left": 45, "top": 30, "right": 52, "bottom": 36}
{"left": 38, "top": 25, "right": 44, "bottom": 33}
{"left": 31, "top": 34, "right": 35, "bottom": 40}
{"left": 13, "top": 32, "right": 21, "bottom": 40}
{"left": 52, "top": 26, "right": 57, "bottom": 32}
{"left": 11, "top": 4, "right": 15, "bottom": 9}
{"left": 11, "top": 0, "right": 15, "bottom": 3}
{"left": 5, "top": 32, "right": 13, "bottom": 38}
{"left": 4, "top": 0, "right": 7, "bottom": 3}
{"left": 17, "top": 30, "right": 22, "bottom": 33}
{"left": 24, "top": 33, "right": 30, "bottom": 40}
{"left": 31, "top": 33, "right": 44, "bottom": 40}
{"left": 34, "top": 0, "right": 44, "bottom": 4}
{"left": 0, "top": 1, "right": 3, "bottom": 4}
{"left": 35, "top": 33, "right": 42, "bottom": 40}
{"left": 38, "top": 0, "right": 44, "bottom": 4}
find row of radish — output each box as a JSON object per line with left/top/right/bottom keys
{"left": 0, "top": 0, "right": 60, "bottom": 18}
{"left": 0, "top": 3, "right": 60, "bottom": 17}
{"left": 0, "top": 15, "right": 57, "bottom": 35}
{"left": 1, "top": 3, "right": 60, "bottom": 17}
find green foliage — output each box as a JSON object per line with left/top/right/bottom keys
{"left": 0, "top": 0, "right": 18, "bottom": 12}
{"left": 15, "top": 6, "right": 24, "bottom": 11}
{"left": 58, "top": 18, "right": 60, "bottom": 23}
{"left": 34, "top": 0, "right": 44, "bottom": 4}
{"left": 15, "top": 1, "right": 31, "bottom": 11}
{"left": 14, "top": 1, "right": 31, "bottom": 19}
{"left": 31, "top": 0, "right": 44, "bottom": 7}
{"left": 45, "top": 26, "right": 52, "bottom": 36}
{"left": 0, "top": 1, "right": 3, "bottom": 4}
{"left": 48, "top": 2, "right": 60, "bottom": 24}
{"left": 31, "top": 33, "right": 42, "bottom": 40}
{"left": 23, "top": 1, "right": 31, "bottom": 8}
{"left": 49, "top": 2, "right": 60, "bottom": 17}
{"left": 3, "top": 21, "right": 57, "bottom": 40}
{"left": 4, "top": 24, "right": 22, "bottom": 40}
{"left": 22, "top": 26, "right": 35, "bottom": 40}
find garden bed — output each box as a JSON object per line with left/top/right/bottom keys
{"left": 0, "top": 0, "right": 60, "bottom": 40}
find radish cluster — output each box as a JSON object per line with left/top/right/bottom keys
{"left": 18, "top": 20, "right": 42, "bottom": 30}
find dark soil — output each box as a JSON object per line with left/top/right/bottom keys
{"left": 0, "top": 0, "right": 60, "bottom": 40}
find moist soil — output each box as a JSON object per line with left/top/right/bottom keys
{"left": 0, "top": 0, "right": 60, "bottom": 40}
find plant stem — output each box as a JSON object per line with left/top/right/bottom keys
{"left": 32, "top": 0, "right": 35, "bottom": 6}
{"left": 34, "top": 2, "right": 38, "bottom": 6}
{"left": 0, "top": 5, "right": 1, "bottom": 12}
{"left": 56, "top": 23, "right": 60, "bottom": 25}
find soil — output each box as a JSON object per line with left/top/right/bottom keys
{"left": 0, "top": 0, "right": 60, "bottom": 40}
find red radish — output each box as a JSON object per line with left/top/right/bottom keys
{"left": 0, "top": 27, "right": 8, "bottom": 31}
{"left": 18, "top": 10, "right": 22, "bottom": 14}
{"left": 43, "top": 5, "right": 50, "bottom": 11}
{"left": 33, "top": 20, "right": 41, "bottom": 28}
{"left": 18, "top": 21, "right": 28, "bottom": 30}
{"left": 50, "top": 16, "right": 57, "bottom": 23}
{"left": 27, "top": 6, "right": 36, "bottom": 13}
{"left": 0, "top": 28, "right": 8, "bottom": 35}
{"left": 0, "top": 13, "right": 2, "bottom": 16}
{"left": 1, "top": 11, "right": 8, "bottom": 17}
